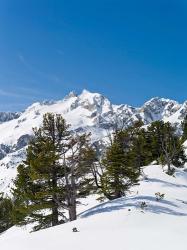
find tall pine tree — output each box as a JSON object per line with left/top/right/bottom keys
{"left": 12, "top": 113, "right": 70, "bottom": 231}
{"left": 100, "top": 127, "right": 140, "bottom": 200}
{"left": 12, "top": 113, "right": 96, "bottom": 230}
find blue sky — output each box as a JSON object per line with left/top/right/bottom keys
{"left": 1, "top": 0, "right": 187, "bottom": 111}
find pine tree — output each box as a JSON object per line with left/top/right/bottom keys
{"left": 12, "top": 113, "right": 96, "bottom": 230}
{"left": 147, "top": 121, "right": 186, "bottom": 174}
{"left": 100, "top": 128, "right": 140, "bottom": 200}
{"left": 161, "top": 122, "right": 186, "bottom": 173}
{"left": 12, "top": 113, "right": 70, "bottom": 231}
{"left": 147, "top": 121, "right": 165, "bottom": 162}
{"left": 130, "top": 128, "right": 152, "bottom": 173}
{"left": 12, "top": 164, "right": 37, "bottom": 227}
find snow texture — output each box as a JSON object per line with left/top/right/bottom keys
{"left": 0, "top": 165, "right": 187, "bottom": 250}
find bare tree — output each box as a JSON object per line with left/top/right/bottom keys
{"left": 63, "top": 133, "right": 95, "bottom": 221}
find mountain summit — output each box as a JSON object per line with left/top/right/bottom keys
{"left": 0, "top": 90, "right": 186, "bottom": 193}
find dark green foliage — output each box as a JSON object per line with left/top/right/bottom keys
{"left": 101, "top": 140, "right": 129, "bottom": 199}
{"left": 12, "top": 113, "right": 96, "bottom": 230}
{"left": 147, "top": 121, "right": 166, "bottom": 161}
{"left": 147, "top": 121, "right": 186, "bottom": 173}
{"left": 181, "top": 115, "right": 187, "bottom": 143}
{"left": 12, "top": 113, "right": 70, "bottom": 231}
{"left": 0, "top": 194, "right": 13, "bottom": 233}
{"left": 96, "top": 120, "right": 187, "bottom": 200}
{"left": 130, "top": 128, "right": 153, "bottom": 173}
{"left": 12, "top": 164, "right": 36, "bottom": 226}
{"left": 100, "top": 126, "right": 140, "bottom": 200}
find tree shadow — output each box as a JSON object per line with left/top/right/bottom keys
{"left": 146, "top": 178, "right": 187, "bottom": 189}
{"left": 174, "top": 170, "right": 187, "bottom": 181}
{"left": 79, "top": 195, "right": 187, "bottom": 218}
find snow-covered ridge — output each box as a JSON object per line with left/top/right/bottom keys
{"left": 0, "top": 90, "right": 184, "bottom": 147}
{"left": 0, "top": 90, "right": 186, "bottom": 193}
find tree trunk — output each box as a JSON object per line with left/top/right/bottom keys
{"left": 69, "top": 173, "right": 77, "bottom": 221}
{"left": 51, "top": 170, "right": 59, "bottom": 226}
{"left": 69, "top": 201, "right": 77, "bottom": 221}
{"left": 167, "top": 160, "right": 172, "bottom": 174}
{"left": 165, "top": 154, "right": 171, "bottom": 174}
{"left": 51, "top": 201, "right": 59, "bottom": 226}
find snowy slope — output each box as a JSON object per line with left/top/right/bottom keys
{"left": 0, "top": 90, "right": 186, "bottom": 194}
{"left": 0, "top": 148, "right": 26, "bottom": 194}
{"left": 0, "top": 165, "right": 187, "bottom": 250}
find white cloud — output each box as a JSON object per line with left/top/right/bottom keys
{"left": 0, "top": 89, "right": 22, "bottom": 98}
{"left": 0, "top": 88, "right": 36, "bottom": 100}
{"left": 18, "top": 53, "right": 62, "bottom": 83}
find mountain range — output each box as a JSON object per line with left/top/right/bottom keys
{"left": 0, "top": 89, "right": 187, "bottom": 193}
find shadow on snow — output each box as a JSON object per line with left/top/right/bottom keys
{"left": 146, "top": 178, "right": 187, "bottom": 189}
{"left": 79, "top": 195, "right": 187, "bottom": 218}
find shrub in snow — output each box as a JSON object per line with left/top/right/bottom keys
{"left": 155, "top": 192, "right": 165, "bottom": 201}
{"left": 72, "top": 227, "right": 78, "bottom": 232}
{"left": 140, "top": 201, "right": 148, "bottom": 211}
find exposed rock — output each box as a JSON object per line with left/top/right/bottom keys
{"left": 0, "top": 112, "right": 21, "bottom": 123}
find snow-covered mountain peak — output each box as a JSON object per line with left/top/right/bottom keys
{"left": 64, "top": 91, "right": 78, "bottom": 100}
{"left": 0, "top": 91, "right": 185, "bottom": 150}
{"left": 25, "top": 102, "right": 42, "bottom": 113}
{"left": 74, "top": 90, "right": 112, "bottom": 116}
{"left": 0, "top": 90, "right": 187, "bottom": 194}
{"left": 141, "top": 96, "right": 180, "bottom": 110}
{"left": 80, "top": 88, "right": 92, "bottom": 95}
{"left": 165, "top": 100, "right": 187, "bottom": 124}
{"left": 138, "top": 97, "right": 181, "bottom": 124}
{"left": 79, "top": 89, "right": 106, "bottom": 104}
